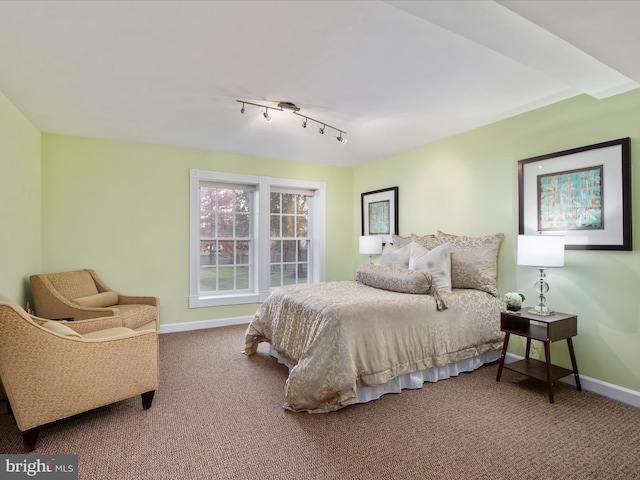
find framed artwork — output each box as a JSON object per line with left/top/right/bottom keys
{"left": 361, "top": 187, "right": 398, "bottom": 243}
{"left": 518, "top": 137, "right": 631, "bottom": 250}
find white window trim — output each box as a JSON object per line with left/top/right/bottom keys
{"left": 189, "top": 169, "right": 326, "bottom": 308}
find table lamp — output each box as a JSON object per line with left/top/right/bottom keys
{"left": 359, "top": 235, "right": 383, "bottom": 264}
{"left": 517, "top": 234, "right": 565, "bottom": 315}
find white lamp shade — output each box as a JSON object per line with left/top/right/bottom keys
{"left": 517, "top": 235, "right": 565, "bottom": 267}
{"left": 359, "top": 235, "right": 383, "bottom": 255}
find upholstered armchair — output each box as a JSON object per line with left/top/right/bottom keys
{"left": 0, "top": 294, "right": 159, "bottom": 452}
{"left": 30, "top": 269, "right": 159, "bottom": 331}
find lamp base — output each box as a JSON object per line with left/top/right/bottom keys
{"left": 528, "top": 305, "right": 554, "bottom": 316}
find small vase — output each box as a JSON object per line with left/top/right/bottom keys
{"left": 506, "top": 305, "right": 521, "bottom": 312}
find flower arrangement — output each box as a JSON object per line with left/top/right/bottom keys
{"left": 504, "top": 292, "right": 525, "bottom": 311}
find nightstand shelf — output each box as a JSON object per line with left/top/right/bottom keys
{"left": 496, "top": 308, "right": 581, "bottom": 403}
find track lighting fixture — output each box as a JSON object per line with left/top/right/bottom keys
{"left": 236, "top": 99, "right": 347, "bottom": 144}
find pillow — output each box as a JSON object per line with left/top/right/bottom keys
{"left": 356, "top": 264, "right": 431, "bottom": 294}
{"left": 412, "top": 234, "right": 441, "bottom": 251}
{"left": 391, "top": 234, "right": 413, "bottom": 247}
{"left": 436, "top": 231, "right": 504, "bottom": 296}
{"left": 409, "top": 243, "right": 452, "bottom": 293}
{"left": 380, "top": 242, "right": 413, "bottom": 269}
{"left": 73, "top": 291, "right": 119, "bottom": 308}
{"left": 41, "top": 321, "right": 82, "bottom": 339}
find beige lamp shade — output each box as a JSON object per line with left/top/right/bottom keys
{"left": 359, "top": 235, "right": 383, "bottom": 255}
{"left": 517, "top": 235, "right": 565, "bottom": 268}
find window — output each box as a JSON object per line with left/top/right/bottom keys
{"left": 189, "top": 170, "right": 325, "bottom": 308}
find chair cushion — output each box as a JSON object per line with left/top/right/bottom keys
{"left": 73, "top": 291, "right": 119, "bottom": 308}
{"left": 113, "top": 304, "right": 157, "bottom": 330}
{"left": 41, "top": 321, "right": 83, "bottom": 339}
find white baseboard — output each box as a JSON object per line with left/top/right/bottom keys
{"left": 159, "top": 315, "right": 252, "bottom": 334}
{"left": 504, "top": 353, "right": 640, "bottom": 409}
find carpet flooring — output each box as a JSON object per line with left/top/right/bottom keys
{"left": 1, "top": 324, "right": 639, "bottom": 479}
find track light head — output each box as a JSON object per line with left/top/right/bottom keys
{"left": 263, "top": 109, "right": 271, "bottom": 122}
{"left": 319, "top": 125, "right": 325, "bottom": 135}
{"left": 302, "top": 118, "right": 307, "bottom": 128}
{"left": 240, "top": 103, "right": 245, "bottom": 114}
{"left": 337, "top": 133, "right": 347, "bottom": 144}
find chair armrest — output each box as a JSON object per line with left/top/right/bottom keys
{"left": 117, "top": 295, "right": 159, "bottom": 307}
{"left": 57, "top": 316, "right": 125, "bottom": 335}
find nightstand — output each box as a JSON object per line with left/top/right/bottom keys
{"left": 496, "top": 308, "right": 582, "bottom": 403}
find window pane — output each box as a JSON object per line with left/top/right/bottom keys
{"left": 199, "top": 266, "right": 216, "bottom": 291}
{"left": 283, "top": 264, "right": 297, "bottom": 285}
{"left": 217, "top": 267, "right": 235, "bottom": 290}
{"left": 270, "top": 215, "right": 280, "bottom": 237}
{"left": 270, "top": 192, "right": 281, "bottom": 213}
{"left": 200, "top": 241, "right": 217, "bottom": 266}
{"left": 236, "top": 266, "right": 249, "bottom": 290}
{"left": 236, "top": 213, "right": 250, "bottom": 237}
{"left": 217, "top": 189, "right": 234, "bottom": 212}
{"left": 236, "top": 241, "right": 250, "bottom": 265}
{"left": 218, "top": 214, "right": 233, "bottom": 237}
{"left": 298, "top": 240, "right": 309, "bottom": 262}
{"left": 270, "top": 265, "right": 282, "bottom": 288}
{"left": 297, "top": 195, "right": 308, "bottom": 215}
{"left": 200, "top": 212, "right": 215, "bottom": 237}
{"left": 218, "top": 241, "right": 234, "bottom": 265}
{"left": 235, "top": 191, "right": 251, "bottom": 212}
{"left": 282, "top": 193, "right": 296, "bottom": 214}
{"left": 283, "top": 240, "right": 297, "bottom": 262}
{"left": 270, "top": 240, "right": 282, "bottom": 262}
{"left": 282, "top": 216, "right": 295, "bottom": 237}
{"left": 296, "top": 216, "right": 308, "bottom": 237}
{"left": 297, "top": 263, "right": 308, "bottom": 283}
{"left": 200, "top": 186, "right": 216, "bottom": 211}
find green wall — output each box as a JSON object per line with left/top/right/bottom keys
{"left": 355, "top": 90, "right": 640, "bottom": 393}
{"left": 40, "top": 134, "right": 354, "bottom": 325}
{"left": 0, "top": 90, "right": 41, "bottom": 303}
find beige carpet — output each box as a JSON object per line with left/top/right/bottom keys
{"left": 1, "top": 324, "right": 639, "bottom": 479}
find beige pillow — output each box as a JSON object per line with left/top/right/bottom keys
{"left": 41, "top": 321, "right": 82, "bottom": 338}
{"left": 356, "top": 264, "right": 432, "bottom": 294}
{"left": 436, "top": 231, "right": 504, "bottom": 296}
{"left": 380, "top": 243, "right": 413, "bottom": 269}
{"left": 409, "top": 243, "right": 452, "bottom": 293}
{"left": 73, "top": 291, "right": 119, "bottom": 308}
{"left": 412, "top": 234, "right": 441, "bottom": 251}
{"left": 391, "top": 234, "right": 413, "bottom": 247}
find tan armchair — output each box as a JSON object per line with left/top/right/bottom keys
{"left": 0, "top": 294, "right": 159, "bottom": 452}
{"left": 30, "top": 269, "right": 159, "bottom": 331}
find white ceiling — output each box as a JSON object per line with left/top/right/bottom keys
{"left": 0, "top": 1, "right": 638, "bottom": 167}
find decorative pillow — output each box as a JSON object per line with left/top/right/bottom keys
{"left": 380, "top": 242, "right": 413, "bottom": 269}
{"left": 412, "top": 234, "right": 441, "bottom": 251}
{"left": 73, "top": 291, "right": 119, "bottom": 308}
{"left": 41, "top": 321, "right": 82, "bottom": 339}
{"left": 409, "top": 243, "right": 452, "bottom": 293}
{"left": 356, "top": 264, "right": 432, "bottom": 294}
{"left": 391, "top": 234, "right": 413, "bottom": 247}
{"left": 436, "top": 231, "right": 504, "bottom": 296}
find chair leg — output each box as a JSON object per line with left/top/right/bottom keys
{"left": 141, "top": 390, "right": 155, "bottom": 410}
{"left": 23, "top": 428, "right": 38, "bottom": 453}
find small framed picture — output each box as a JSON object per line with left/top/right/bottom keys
{"left": 361, "top": 187, "right": 398, "bottom": 244}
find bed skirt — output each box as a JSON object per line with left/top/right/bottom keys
{"left": 269, "top": 345, "right": 500, "bottom": 407}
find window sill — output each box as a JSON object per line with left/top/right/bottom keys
{"left": 189, "top": 291, "right": 270, "bottom": 308}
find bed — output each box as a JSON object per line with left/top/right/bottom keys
{"left": 244, "top": 231, "right": 505, "bottom": 413}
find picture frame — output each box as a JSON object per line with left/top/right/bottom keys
{"left": 518, "top": 137, "right": 631, "bottom": 250}
{"left": 361, "top": 187, "right": 399, "bottom": 244}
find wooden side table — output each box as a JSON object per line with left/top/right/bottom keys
{"left": 496, "top": 308, "right": 582, "bottom": 403}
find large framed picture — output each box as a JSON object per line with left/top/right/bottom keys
{"left": 361, "top": 187, "right": 398, "bottom": 244}
{"left": 518, "top": 137, "right": 631, "bottom": 250}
